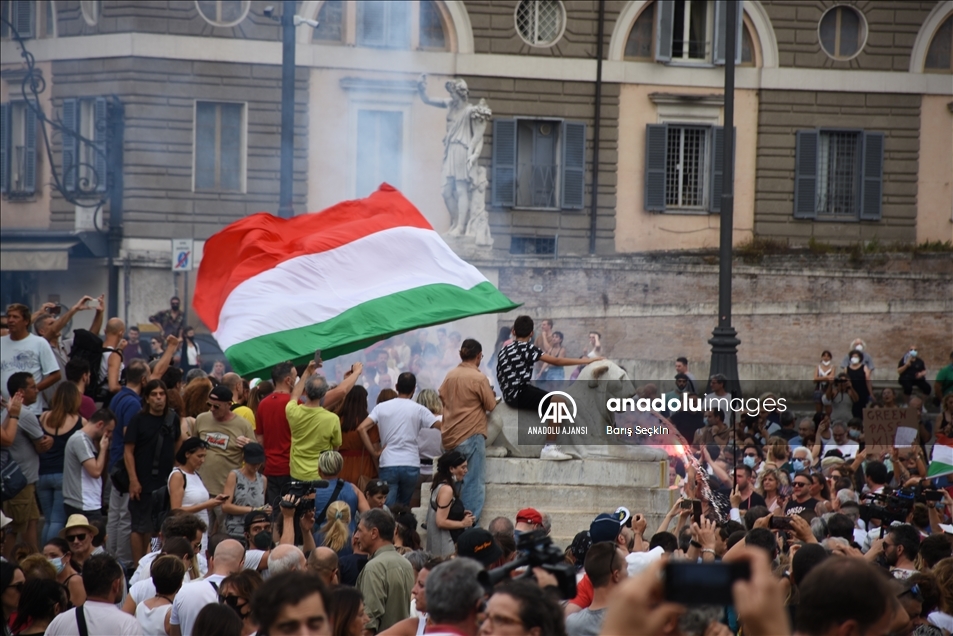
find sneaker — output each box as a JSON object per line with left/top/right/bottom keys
{"left": 540, "top": 444, "right": 572, "bottom": 461}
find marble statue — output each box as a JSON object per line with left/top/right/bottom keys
{"left": 417, "top": 75, "right": 493, "bottom": 245}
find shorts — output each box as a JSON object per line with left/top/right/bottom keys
{"left": 128, "top": 492, "right": 155, "bottom": 534}
{"left": 506, "top": 384, "right": 552, "bottom": 412}
{"left": 2, "top": 483, "right": 39, "bottom": 534}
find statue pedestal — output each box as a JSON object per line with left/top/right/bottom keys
{"left": 419, "top": 458, "right": 676, "bottom": 548}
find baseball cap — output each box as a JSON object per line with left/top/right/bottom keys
{"left": 515, "top": 508, "right": 543, "bottom": 525}
{"left": 242, "top": 442, "right": 266, "bottom": 465}
{"left": 209, "top": 385, "right": 233, "bottom": 402}
{"left": 456, "top": 528, "right": 503, "bottom": 567}
{"left": 244, "top": 509, "right": 270, "bottom": 532}
{"left": 615, "top": 506, "right": 632, "bottom": 528}
{"left": 589, "top": 513, "right": 622, "bottom": 544}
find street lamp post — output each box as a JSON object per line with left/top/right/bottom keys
{"left": 708, "top": 5, "right": 741, "bottom": 396}
{"left": 277, "top": 0, "right": 296, "bottom": 219}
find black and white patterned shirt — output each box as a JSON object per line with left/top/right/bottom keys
{"left": 496, "top": 340, "right": 543, "bottom": 404}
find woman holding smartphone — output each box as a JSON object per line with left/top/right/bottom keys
{"left": 169, "top": 437, "right": 225, "bottom": 551}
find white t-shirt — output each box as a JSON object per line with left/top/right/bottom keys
{"left": 828, "top": 441, "right": 859, "bottom": 459}
{"left": 128, "top": 571, "right": 194, "bottom": 607}
{"left": 928, "top": 612, "right": 953, "bottom": 633}
{"left": 46, "top": 600, "right": 143, "bottom": 636}
{"left": 368, "top": 398, "right": 438, "bottom": 468}
{"left": 1, "top": 333, "right": 60, "bottom": 414}
{"left": 169, "top": 574, "right": 226, "bottom": 636}
{"left": 129, "top": 551, "right": 207, "bottom": 587}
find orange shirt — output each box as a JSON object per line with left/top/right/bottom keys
{"left": 438, "top": 364, "right": 497, "bottom": 450}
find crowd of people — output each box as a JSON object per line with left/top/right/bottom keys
{"left": 2, "top": 297, "right": 953, "bottom": 636}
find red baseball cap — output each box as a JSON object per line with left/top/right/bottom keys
{"left": 516, "top": 508, "right": 543, "bottom": 525}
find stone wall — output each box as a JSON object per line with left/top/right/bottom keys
{"left": 755, "top": 90, "right": 920, "bottom": 244}
{"left": 50, "top": 57, "right": 309, "bottom": 240}
{"left": 476, "top": 251, "right": 953, "bottom": 382}
{"left": 764, "top": 1, "right": 938, "bottom": 70}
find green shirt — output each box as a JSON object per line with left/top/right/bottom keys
{"left": 285, "top": 400, "right": 342, "bottom": 481}
{"left": 936, "top": 364, "right": 953, "bottom": 396}
{"left": 356, "top": 544, "right": 415, "bottom": 632}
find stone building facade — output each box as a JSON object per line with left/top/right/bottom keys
{"left": 1, "top": 0, "right": 950, "bottom": 373}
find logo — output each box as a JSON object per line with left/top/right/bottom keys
{"left": 539, "top": 391, "right": 577, "bottom": 425}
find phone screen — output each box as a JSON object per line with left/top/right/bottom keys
{"left": 770, "top": 516, "right": 792, "bottom": 531}
{"left": 314, "top": 350, "right": 322, "bottom": 364}
{"left": 679, "top": 499, "right": 693, "bottom": 510}
{"left": 691, "top": 499, "right": 702, "bottom": 525}
{"left": 664, "top": 562, "right": 751, "bottom": 606}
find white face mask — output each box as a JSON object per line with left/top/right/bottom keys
{"left": 854, "top": 344, "right": 864, "bottom": 352}
{"left": 851, "top": 357, "right": 861, "bottom": 365}
{"left": 821, "top": 359, "right": 831, "bottom": 366}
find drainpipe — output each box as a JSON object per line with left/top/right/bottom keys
{"left": 589, "top": 0, "right": 605, "bottom": 254}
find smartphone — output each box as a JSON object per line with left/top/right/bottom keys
{"left": 47, "top": 305, "right": 61, "bottom": 316}
{"left": 679, "top": 499, "right": 693, "bottom": 510}
{"left": 664, "top": 561, "right": 751, "bottom": 606}
{"left": 314, "top": 349, "right": 322, "bottom": 364}
{"left": 691, "top": 499, "right": 702, "bottom": 526}
{"left": 769, "top": 516, "right": 793, "bottom": 531}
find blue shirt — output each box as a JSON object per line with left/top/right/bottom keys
{"left": 109, "top": 386, "right": 142, "bottom": 468}
{"left": 311, "top": 478, "right": 360, "bottom": 534}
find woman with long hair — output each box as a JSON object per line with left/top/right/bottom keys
{"left": 809, "top": 471, "right": 832, "bottom": 503}
{"left": 162, "top": 366, "right": 194, "bottom": 441}
{"left": 169, "top": 437, "right": 223, "bottom": 552}
{"left": 246, "top": 380, "right": 273, "bottom": 417}
{"left": 329, "top": 586, "right": 370, "bottom": 636}
{"left": 937, "top": 392, "right": 953, "bottom": 438}
{"left": 182, "top": 377, "right": 213, "bottom": 419}
{"left": 218, "top": 570, "right": 263, "bottom": 636}
{"left": 335, "top": 386, "right": 378, "bottom": 487}
{"left": 179, "top": 326, "right": 202, "bottom": 374}
{"left": 10, "top": 578, "right": 68, "bottom": 636}
{"left": 37, "top": 383, "right": 85, "bottom": 543}
{"left": 315, "top": 501, "right": 353, "bottom": 556}
{"left": 425, "top": 451, "right": 474, "bottom": 557}
{"left": 42, "top": 538, "right": 85, "bottom": 608}
{"left": 755, "top": 468, "right": 787, "bottom": 514}
{"left": 1, "top": 562, "right": 24, "bottom": 631}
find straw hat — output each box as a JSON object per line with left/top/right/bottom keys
{"left": 59, "top": 514, "right": 98, "bottom": 538}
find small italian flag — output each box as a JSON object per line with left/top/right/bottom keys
{"left": 194, "top": 185, "right": 520, "bottom": 377}
{"left": 927, "top": 435, "right": 953, "bottom": 479}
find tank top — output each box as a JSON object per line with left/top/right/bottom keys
{"left": 847, "top": 365, "right": 870, "bottom": 403}
{"left": 38, "top": 418, "right": 83, "bottom": 474}
{"left": 224, "top": 469, "right": 265, "bottom": 537}
{"left": 168, "top": 467, "right": 210, "bottom": 549}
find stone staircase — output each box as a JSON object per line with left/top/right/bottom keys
{"left": 419, "top": 457, "right": 677, "bottom": 550}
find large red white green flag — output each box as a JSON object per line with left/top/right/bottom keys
{"left": 194, "top": 185, "right": 519, "bottom": 377}
{"left": 927, "top": 435, "right": 953, "bottom": 479}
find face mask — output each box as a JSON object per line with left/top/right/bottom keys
{"left": 48, "top": 556, "right": 65, "bottom": 574}
{"left": 702, "top": 417, "right": 709, "bottom": 427}
{"left": 910, "top": 350, "right": 918, "bottom": 357}
{"left": 792, "top": 459, "right": 805, "bottom": 472}
{"left": 851, "top": 357, "right": 861, "bottom": 365}
{"left": 854, "top": 344, "right": 863, "bottom": 352}
{"left": 252, "top": 531, "right": 274, "bottom": 551}
{"left": 743, "top": 456, "right": 757, "bottom": 469}
{"left": 821, "top": 359, "right": 831, "bottom": 366}
{"left": 849, "top": 429, "right": 861, "bottom": 440}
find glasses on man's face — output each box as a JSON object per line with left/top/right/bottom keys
{"left": 792, "top": 482, "right": 809, "bottom": 488}
{"left": 206, "top": 402, "right": 224, "bottom": 410}
{"left": 220, "top": 594, "right": 247, "bottom": 608}
{"left": 66, "top": 533, "right": 87, "bottom": 543}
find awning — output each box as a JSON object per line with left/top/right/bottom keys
{"left": 0, "top": 240, "right": 78, "bottom": 271}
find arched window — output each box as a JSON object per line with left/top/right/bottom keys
{"left": 310, "top": 0, "right": 449, "bottom": 51}
{"left": 924, "top": 14, "right": 952, "bottom": 72}
{"left": 623, "top": 2, "right": 654, "bottom": 60}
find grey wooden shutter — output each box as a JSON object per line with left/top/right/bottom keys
{"left": 62, "top": 98, "right": 78, "bottom": 192}
{"left": 22, "top": 103, "right": 37, "bottom": 194}
{"left": 0, "top": 104, "right": 9, "bottom": 194}
{"left": 709, "top": 126, "right": 735, "bottom": 213}
{"left": 94, "top": 97, "right": 108, "bottom": 192}
{"left": 713, "top": 1, "right": 744, "bottom": 65}
{"left": 12, "top": 0, "right": 34, "bottom": 38}
{"left": 561, "top": 121, "right": 586, "bottom": 210}
{"left": 793, "top": 130, "right": 818, "bottom": 219}
{"left": 859, "top": 131, "right": 884, "bottom": 221}
{"left": 644, "top": 123, "right": 667, "bottom": 211}
{"left": 655, "top": 0, "right": 674, "bottom": 62}
{"left": 491, "top": 118, "right": 517, "bottom": 208}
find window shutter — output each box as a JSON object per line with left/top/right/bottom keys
{"left": 491, "top": 118, "right": 517, "bottom": 208}
{"left": 561, "top": 121, "right": 586, "bottom": 210}
{"left": 708, "top": 126, "right": 735, "bottom": 213}
{"left": 62, "top": 98, "right": 78, "bottom": 191}
{"left": 859, "top": 131, "right": 884, "bottom": 221}
{"left": 13, "top": 0, "right": 34, "bottom": 38}
{"left": 644, "top": 123, "right": 667, "bottom": 211}
{"left": 655, "top": 0, "right": 674, "bottom": 62}
{"left": 22, "top": 102, "right": 37, "bottom": 194}
{"left": 0, "top": 104, "right": 9, "bottom": 194}
{"left": 713, "top": 1, "right": 744, "bottom": 65}
{"left": 386, "top": 0, "right": 410, "bottom": 49}
{"left": 94, "top": 97, "right": 108, "bottom": 193}
{"left": 358, "top": 1, "right": 386, "bottom": 47}
{"left": 793, "top": 130, "right": 818, "bottom": 219}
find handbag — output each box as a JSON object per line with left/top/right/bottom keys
{"left": 0, "top": 447, "right": 27, "bottom": 499}
{"left": 109, "top": 461, "right": 130, "bottom": 494}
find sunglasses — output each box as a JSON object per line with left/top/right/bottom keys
{"left": 206, "top": 402, "right": 225, "bottom": 410}
{"left": 66, "top": 533, "right": 87, "bottom": 543}
{"left": 792, "top": 482, "right": 809, "bottom": 488}
{"left": 901, "top": 584, "right": 923, "bottom": 602}
{"left": 220, "top": 594, "right": 247, "bottom": 608}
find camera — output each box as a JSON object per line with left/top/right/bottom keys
{"left": 859, "top": 482, "right": 941, "bottom": 533}
{"left": 277, "top": 479, "right": 329, "bottom": 512}
{"left": 478, "top": 530, "right": 577, "bottom": 600}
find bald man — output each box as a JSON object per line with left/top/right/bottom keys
{"left": 102, "top": 318, "right": 125, "bottom": 394}
{"left": 222, "top": 372, "right": 256, "bottom": 429}
{"left": 268, "top": 544, "right": 306, "bottom": 576}
{"left": 308, "top": 547, "right": 339, "bottom": 587}
{"left": 168, "top": 538, "right": 245, "bottom": 636}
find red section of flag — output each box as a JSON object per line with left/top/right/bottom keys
{"left": 194, "top": 185, "right": 432, "bottom": 331}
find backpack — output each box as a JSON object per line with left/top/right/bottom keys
{"left": 69, "top": 329, "right": 122, "bottom": 404}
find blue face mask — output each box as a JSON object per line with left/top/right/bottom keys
{"left": 910, "top": 350, "right": 918, "bottom": 357}
{"left": 792, "top": 459, "right": 805, "bottom": 472}
{"left": 849, "top": 429, "right": 861, "bottom": 440}
{"left": 702, "top": 417, "right": 709, "bottom": 427}
{"left": 48, "top": 556, "right": 65, "bottom": 574}
{"left": 743, "top": 456, "right": 757, "bottom": 469}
